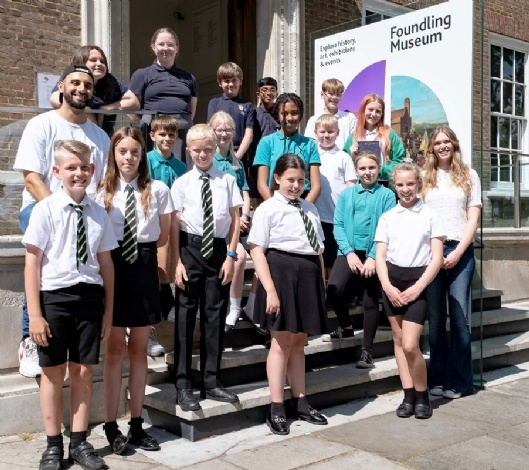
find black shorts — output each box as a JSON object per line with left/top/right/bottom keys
{"left": 321, "top": 222, "right": 338, "bottom": 268}
{"left": 38, "top": 283, "right": 104, "bottom": 367}
{"left": 382, "top": 262, "right": 427, "bottom": 325}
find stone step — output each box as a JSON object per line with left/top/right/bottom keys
{"left": 142, "top": 329, "right": 529, "bottom": 441}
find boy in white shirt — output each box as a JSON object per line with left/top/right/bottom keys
{"left": 23, "top": 140, "right": 117, "bottom": 470}
{"left": 305, "top": 78, "right": 357, "bottom": 149}
{"left": 313, "top": 114, "right": 356, "bottom": 275}
{"left": 171, "top": 124, "right": 243, "bottom": 412}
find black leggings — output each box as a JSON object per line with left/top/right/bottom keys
{"left": 327, "top": 252, "right": 380, "bottom": 352}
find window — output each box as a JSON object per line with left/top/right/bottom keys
{"left": 362, "top": 0, "right": 411, "bottom": 25}
{"left": 490, "top": 36, "right": 529, "bottom": 188}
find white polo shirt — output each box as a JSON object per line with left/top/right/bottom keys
{"left": 374, "top": 199, "right": 446, "bottom": 267}
{"left": 22, "top": 189, "right": 118, "bottom": 291}
{"left": 13, "top": 111, "right": 110, "bottom": 210}
{"left": 247, "top": 191, "right": 325, "bottom": 255}
{"left": 171, "top": 165, "right": 243, "bottom": 238}
{"left": 96, "top": 178, "right": 174, "bottom": 243}
{"left": 305, "top": 110, "right": 357, "bottom": 149}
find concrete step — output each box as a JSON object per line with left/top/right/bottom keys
{"left": 143, "top": 328, "right": 529, "bottom": 441}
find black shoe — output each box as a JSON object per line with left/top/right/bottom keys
{"left": 201, "top": 386, "right": 239, "bottom": 403}
{"left": 242, "top": 311, "right": 268, "bottom": 336}
{"left": 68, "top": 442, "right": 107, "bottom": 470}
{"left": 266, "top": 414, "right": 289, "bottom": 435}
{"left": 177, "top": 388, "right": 201, "bottom": 411}
{"left": 127, "top": 429, "right": 160, "bottom": 451}
{"left": 224, "top": 323, "right": 236, "bottom": 334}
{"left": 321, "top": 327, "right": 354, "bottom": 342}
{"left": 298, "top": 406, "right": 328, "bottom": 425}
{"left": 39, "top": 447, "right": 63, "bottom": 470}
{"left": 356, "top": 349, "right": 374, "bottom": 369}
{"left": 103, "top": 424, "right": 128, "bottom": 455}
{"left": 396, "top": 402, "right": 414, "bottom": 418}
{"left": 414, "top": 402, "right": 432, "bottom": 419}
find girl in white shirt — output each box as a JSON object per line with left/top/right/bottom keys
{"left": 422, "top": 126, "right": 482, "bottom": 400}
{"left": 375, "top": 162, "right": 445, "bottom": 419}
{"left": 248, "top": 153, "right": 328, "bottom": 436}
{"left": 99, "top": 127, "right": 173, "bottom": 454}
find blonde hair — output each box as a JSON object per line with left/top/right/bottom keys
{"left": 390, "top": 162, "right": 422, "bottom": 188}
{"left": 208, "top": 111, "right": 240, "bottom": 170}
{"left": 354, "top": 151, "right": 380, "bottom": 169}
{"left": 321, "top": 78, "right": 344, "bottom": 95}
{"left": 187, "top": 124, "right": 216, "bottom": 147}
{"left": 54, "top": 140, "right": 91, "bottom": 165}
{"left": 150, "top": 28, "right": 179, "bottom": 48}
{"left": 217, "top": 62, "right": 243, "bottom": 82}
{"left": 422, "top": 126, "right": 471, "bottom": 198}
{"left": 353, "top": 94, "right": 391, "bottom": 163}
{"left": 315, "top": 114, "right": 339, "bottom": 131}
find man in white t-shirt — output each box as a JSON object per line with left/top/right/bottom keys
{"left": 13, "top": 64, "right": 110, "bottom": 378}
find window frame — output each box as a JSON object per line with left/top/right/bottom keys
{"left": 489, "top": 33, "right": 529, "bottom": 190}
{"left": 362, "top": 0, "right": 411, "bottom": 25}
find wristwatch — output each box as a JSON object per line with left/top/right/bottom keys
{"left": 227, "top": 250, "right": 238, "bottom": 261}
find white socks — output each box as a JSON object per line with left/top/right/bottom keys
{"left": 226, "top": 297, "right": 242, "bottom": 326}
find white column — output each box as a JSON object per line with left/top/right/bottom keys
{"left": 256, "top": 0, "right": 301, "bottom": 94}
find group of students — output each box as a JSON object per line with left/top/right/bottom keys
{"left": 21, "top": 39, "right": 482, "bottom": 470}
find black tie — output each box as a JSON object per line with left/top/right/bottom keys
{"left": 69, "top": 204, "right": 88, "bottom": 266}
{"left": 122, "top": 184, "right": 138, "bottom": 263}
{"left": 201, "top": 174, "right": 214, "bottom": 259}
{"left": 289, "top": 200, "right": 320, "bottom": 253}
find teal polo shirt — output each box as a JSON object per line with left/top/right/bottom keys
{"left": 147, "top": 149, "right": 187, "bottom": 188}
{"left": 212, "top": 152, "right": 249, "bottom": 192}
{"left": 253, "top": 131, "right": 320, "bottom": 190}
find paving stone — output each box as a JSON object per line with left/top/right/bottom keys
{"left": 315, "top": 407, "right": 497, "bottom": 462}
{"left": 487, "top": 421, "right": 529, "bottom": 449}
{"left": 303, "top": 450, "right": 407, "bottom": 469}
{"left": 407, "top": 435, "right": 529, "bottom": 470}
{"left": 221, "top": 435, "right": 351, "bottom": 470}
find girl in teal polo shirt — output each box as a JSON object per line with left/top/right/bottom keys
{"left": 253, "top": 93, "right": 321, "bottom": 204}
{"left": 209, "top": 111, "right": 251, "bottom": 332}
{"left": 325, "top": 152, "right": 395, "bottom": 369}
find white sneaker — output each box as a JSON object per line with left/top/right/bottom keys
{"left": 443, "top": 389, "right": 462, "bottom": 399}
{"left": 147, "top": 327, "right": 165, "bottom": 357}
{"left": 167, "top": 307, "right": 176, "bottom": 323}
{"left": 18, "top": 338, "right": 41, "bottom": 378}
{"left": 430, "top": 385, "right": 444, "bottom": 397}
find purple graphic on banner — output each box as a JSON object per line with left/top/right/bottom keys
{"left": 340, "top": 60, "right": 386, "bottom": 114}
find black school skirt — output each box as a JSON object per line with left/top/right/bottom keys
{"left": 111, "top": 241, "right": 161, "bottom": 327}
{"left": 255, "top": 249, "right": 327, "bottom": 335}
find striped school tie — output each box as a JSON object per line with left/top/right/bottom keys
{"left": 69, "top": 204, "right": 88, "bottom": 266}
{"left": 289, "top": 200, "right": 320, "bottom": 253}
{"left": 201, "top": 173, "right": 214, "bottom": 260}
{"left": 122, "top": 184, "right": 138, "bottom": 263}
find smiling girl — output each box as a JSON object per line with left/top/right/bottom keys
{"left": 343, "top": 94, "right": 404, "bottom": 182}
{"left": 375, "top": 162, "right": 445, "bottom": 419}
{"left": 253, "top": 93, "right": 321, "bottom": 203}
{"left": 97, "top": 127, "right": 174, "bottom": 454}
{"left": 248, "top": 154, "right": 328, "bottom": 436}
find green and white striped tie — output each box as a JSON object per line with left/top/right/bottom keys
{"left": 201, "top": 174, "right": 214, "bottom": 260}
{"left": 289, "top": 200, "right": 320, "bottom": 253}
{"left": 70, "top": 203, "right": 88, "bottom": 266}
{"left": 122, "top": 184, "right": 138, "bottom": 263}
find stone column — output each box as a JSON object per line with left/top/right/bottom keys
{"left": 256, "top": 0, "right": 302, "bottom": 95}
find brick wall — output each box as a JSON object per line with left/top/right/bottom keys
{"left": 0, "top": 0, "right": 81, "bottom": 235}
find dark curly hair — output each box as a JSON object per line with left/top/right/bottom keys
{"left": 272, "top": 92, "right": 304, "bottom": 123}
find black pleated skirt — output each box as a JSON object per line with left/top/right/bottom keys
{"left": 255, "top": 249, "right": 327, "bottom": 335}
{"left": 111, "top": 241, "right": 160, "bottom": 327}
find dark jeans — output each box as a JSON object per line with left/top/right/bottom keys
{"left": 427, "top": 242, "right": 475, "bottom": 395}
{"left": 327, "top": 252, "right": 380, "bottom": 352}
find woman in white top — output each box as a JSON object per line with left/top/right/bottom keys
{"left": 422, "top": 126, "right": 482, "bottom": 400}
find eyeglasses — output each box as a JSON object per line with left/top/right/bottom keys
{"left": 214, "top": 128, "right": 234, "bottom": 135}
{"left": 259, "top": 87, "right": 277, "bottom": 95}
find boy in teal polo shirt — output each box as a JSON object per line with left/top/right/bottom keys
{"left": 147, "top": 115, "right": 187, "bottom": 323}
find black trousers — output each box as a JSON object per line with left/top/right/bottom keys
{"left": 327, "top": 252, "right": 381, "bottom": 352}
{"left": 174, "top": 232, "right": 229, "bottom": 390}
